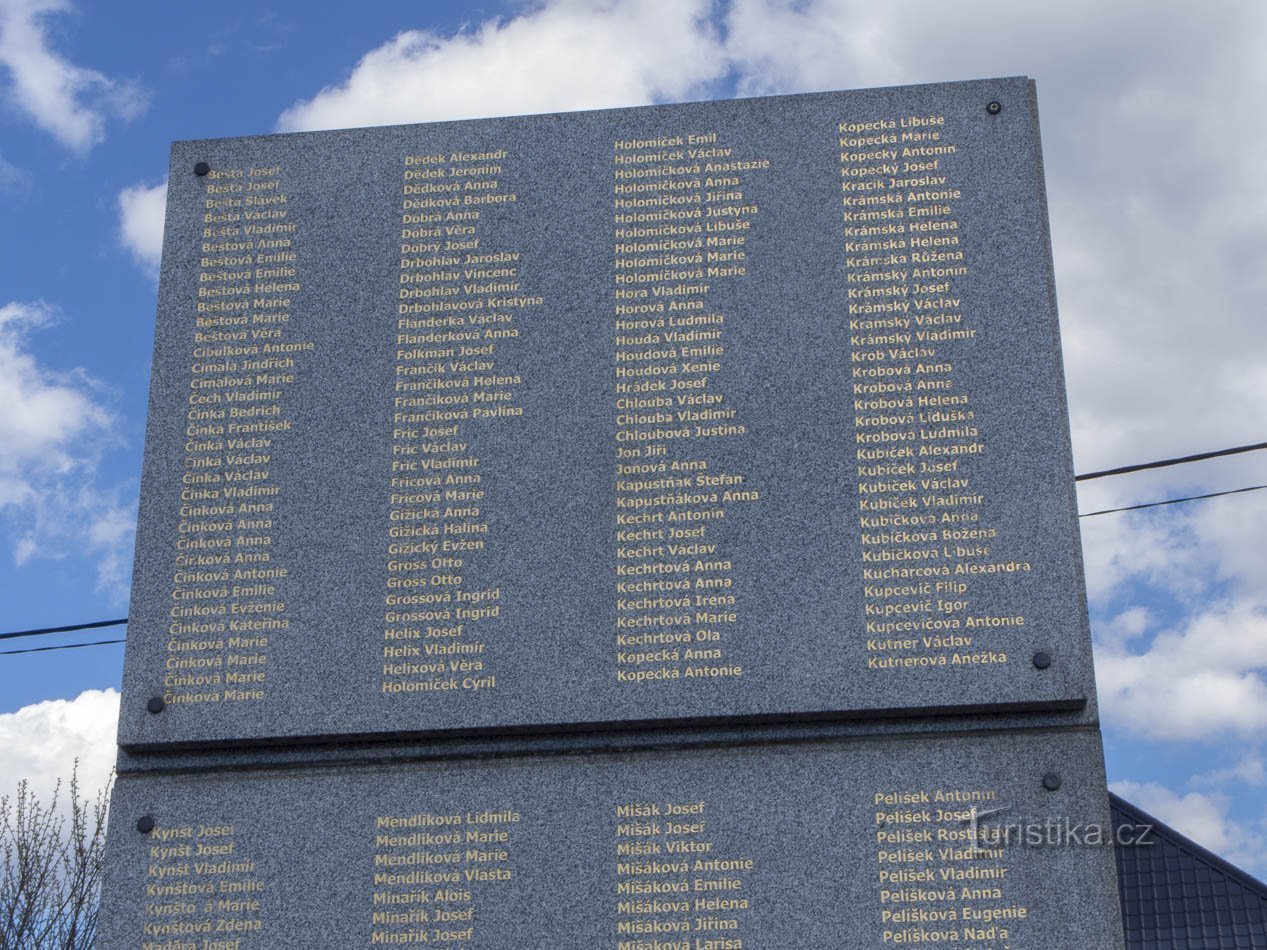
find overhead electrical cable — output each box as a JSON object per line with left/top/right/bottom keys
{"left": 0, "top": 618, "right": 127, "bottom": 642}
{"left": 1075, "top": 440, "right": 1267, "bottom": 481}
{"left": 1078, "top": 484, "right": 1267, "bottom": 518}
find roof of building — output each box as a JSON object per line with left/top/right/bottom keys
{"left": 1113, "top": 792, "right": 1267, "bottom": 948}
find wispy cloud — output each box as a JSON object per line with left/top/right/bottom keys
{"left": 0, "top": 301, "right": 134, "bottom": 599}
{"left": 1194, "top": 754, "right": 1267, "bottom": 790}
{"left": 1078, "top": 445, "right": 1267, "bottom": 745}
{"left": 0, "top": 0, "right": 146, "bottom": 151}
{"left": 0, "top": 148, "right": 29, "bottom": 192}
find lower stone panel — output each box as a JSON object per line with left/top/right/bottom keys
{"left": 98, "top": 728, "right": 1122, "bottom": 948}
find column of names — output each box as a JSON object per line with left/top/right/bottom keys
{"left": 168, "top": 164, "right": 310, "bottom": 708}
{"left": 384, "top": 147, "right": 542, "bottom": 698}
{"left": 140, "top": 820, "right": 266, "bottom": 948}
{"left": 611, "top": 131, "right": 768, "bottom": 688}
{"left": 370, "top": 807, "right": 521, "bottom": 945}
{"left": 614, "top": 798, "right": 755, "bottom": 947}
{"left": 838, "top": 113, "right": 1034, "bottom": 672}
{"left": 872, "top": 786, "right": 1029, "bottom": 945}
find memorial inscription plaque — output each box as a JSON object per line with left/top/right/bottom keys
{"left": 100, "top": 76, "right": 1124, "bottom": 950}
{"left": 99, "top": 730, "right": 1122, "bottom": 948}
{"left": 120, "top": 77, "right": 1092, "bottom": 748}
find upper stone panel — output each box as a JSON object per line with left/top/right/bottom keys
{"left": 119, "top": 77, "right": 1096, "bottom": 748}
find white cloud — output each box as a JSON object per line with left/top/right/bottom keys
{"left": 725, "top": 0, "right": 902, "bottom": 96}
{"left": 1096, "top": 602, "right": 1267, "bottom": 740}
{"left": 277, "top": 0, "right": 725, "bottom": 132}
{"left": 0, "top": 148, "right": 29, "bottom": 192}
{"left": 0, "top": 302, "right": 112, "bottom": 494}
{"left": 0, "top": 301, "right": 134, "bottom": 598}
{"left": 1078, "top": 505, "right": 1210, "bottom": 607}
{"left": 1093, "top": 606, "right": 1154, "bottom": 652}
{"left": 0, "top": 688, "right": 117, "bottom": 815}
{"left": 1080, "top": 478, "right": 1267, "bottom": 742}
{"left": 118, "top": 178, "right": 167, "bottom": 277}
{"left": 1194, "top": 755, "right": 1267, "bottom": 789}
{"left": 1188, "top": 483, "right": 1267, "bottom": 596}
{"left": 0, "top": 0, "right": 145, "bottom": 151}
{"left": 1111, "top": 779, "right": 1267, "bottom": 875}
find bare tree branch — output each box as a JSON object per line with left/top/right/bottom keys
{"left": 0, "top": 762, "right": 112, "bottom": 950}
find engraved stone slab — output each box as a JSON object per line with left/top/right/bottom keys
{"left": 98, "top": 729, "right": 1123, "bottom": 948}
{"left": 121, "top": 76, "right": 1094, "bottom": 748}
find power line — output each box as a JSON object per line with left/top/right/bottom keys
{"left": 0, "top": 618, "right": 127, "bottom": 643}
{"left": 1079, "top": 484, "right": 1267, "bottom": 518}
{"left": 1075, "top": 440, "right": 1267, "bottom": 481}
{"left": 0, "top": 638, "right": 126, "bottom": 656}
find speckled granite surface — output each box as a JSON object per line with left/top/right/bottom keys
{"left": 121, "top": 77, "right": 1093, "bottom": 749}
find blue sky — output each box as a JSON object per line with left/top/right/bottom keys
{"left": 2, "top": 0, "right": 1266, "bottom": 876}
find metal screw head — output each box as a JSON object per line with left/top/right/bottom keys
{"left": 147, "top": 696, "right": 165, "bottom": 714}
{"left": 986, "top": 101, "right": 1002, "bottom": 115}
{"left": 1042, "top": 772, "right": 1062, "bottom": 792}
{"left": 136, "top": 815, "right": 156, "bottom": 834}
{"left": 1032, "top": 651, "right": 1053, "bottom": 670}
{"left": 194, "top": 161, "right": 211, "bottom": 176}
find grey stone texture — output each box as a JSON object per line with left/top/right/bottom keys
{"left": 120, "top": 76, "right": 1095, "bottom": 749}
{"left": 99, "top": 78, "right": 1124, "bottom": 949}
{"left": 112, "top": 703, "right": 1094, "bottom": 775}
{"left": 98, "top": 728, "right": 1123, "bottom": 949}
